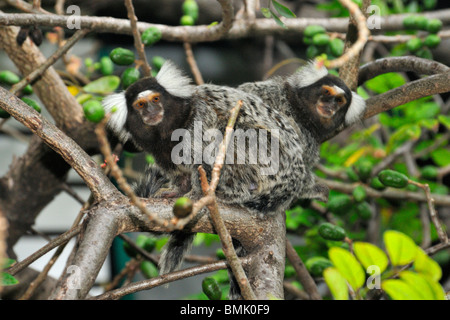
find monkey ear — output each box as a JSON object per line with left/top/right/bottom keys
{"left": 156, "top": 60, "right": 195, "bottom": 98}
{"left": 102, "top": 91, "right": 131, "bottom": 142}
{"left": 345, "top": 92, "right": 366, "bottom": 125}
{"left": 287, "top": 60, "right": 328, "bottom": 88}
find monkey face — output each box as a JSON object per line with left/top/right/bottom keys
{"left": 131, "top": 90, "right": 164, "bottom": 126}
{"left": 315, "top": 82, "right": 350, "bottom": 120}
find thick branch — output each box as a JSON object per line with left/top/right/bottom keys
{"left": 1, "top": 9, "right": 449, "bottom": 40}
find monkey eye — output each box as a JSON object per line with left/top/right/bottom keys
{"left": 322, "top": 87, "right": 331, "bottom": 96}
{"left": 135, "top": 101, "right": 145, "bottom": 109}
{"left": 336, "top": 96, "right": 346, "bottom": 105}
{"left": 152, "top": 95, "right": 160, "bottom": 103}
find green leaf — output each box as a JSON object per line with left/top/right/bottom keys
{"left": 386, "top": 124, "right": 421, "bottom": 153}
{"left": 383, "top": 230, "right": 418, "bottom": 266}
{"left": 419, "top": 118, "right": 438, "bottom": 131}
{"left": 260, "top": 7, "right": 272, "bottom": 18}
{"left": 421, "top": 275, "right": 446, "bottom": 300}
{"left": 328, "top": 247, "right": 365, "bottom": 290}
{"left": 272, "top": 0, "right": 296, "bottom": 18}
{"left": 270, "top": 9, "right": 287, "bottom": 29}
{"left": 1, "top": 258, "right": 16, "bottom": 269}
{"left": 323, "top": 267, "right": 349, "bottom": 300}
{"left": 83, "top": 76, "right": 120, "bottom": 94}
{"left": 414, "top": 247, "right": 442, "bottom": 282}
{"left": 438, "top": 115, "right": 450, "bottom": 129}
{"left": 431, "top": 148, "right": 450, "bottom": 167}
{"left": 353, "top": 242, "right": 389, "bottom": 274}
{"left": 399, "top": 271, "right": 436, "bottom": 300}
{"left": 365, "top": 73, "right": 406, "bottom": 94}
{"left": 381, "top": 279, "right": 423, "bottom": 300}
{"left": 0, "top": 272, "right": 19, "bottom": 286}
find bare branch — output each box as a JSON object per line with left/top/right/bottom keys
{"left": 124, "top": 0, "right": 151, "bottom": 77}
{"left": 184, "top": 42, "right": 204, "bottom": 85}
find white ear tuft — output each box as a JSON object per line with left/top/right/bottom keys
{"left": 102, "top": 91, "right": 130, "bottom": 141}
{"left": 345, "top": 92, "right": 366, "bottom": 125}
{"left": 156, "top": 60, "right": 195, "bottom": 98}
{"left": 288, "top": 60, "right": 328, "bottom": 88}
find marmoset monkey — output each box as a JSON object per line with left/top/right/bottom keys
{"left": 102, "top": 60, "right": 366, "bottom": 283}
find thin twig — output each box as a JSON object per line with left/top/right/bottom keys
{"left": 326, "top": 0, "right": 370, "bottom": 69}
{"left": 285, "top": 239, "right": 322, "bottom": 300}
{"left": 183, "top": 42, "right": 204, "bottom": 85}
{"left": 124, "top": 0, "right": 151, "bottom": 77}
{"left": 408, "top": 180, "right": 449, "bottom": 244}
{"left": 95, "top": 117, "right": 169, "bottom": 228}
{"left": 0, "top": 207, "right": 8, "bottom": 296}
{"left": 10, "top": 28, "right": 89, "bottom": 95}
{"left": 6, "top": 225, "right": 82, "bottom": 276}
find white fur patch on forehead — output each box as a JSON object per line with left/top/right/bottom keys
{"left": 333, "top": 85, "right": 345, "bottom": 95}
{"left": 156, "top": 60, "right": 195, "bottom": 98}
{"left": 288, "top": 60, "right": 328, "bottom": 88}
{"left": 345, "top": 92, "right": 366, "bottom": 125}
{"left": 102, "top": 91, "right": 129, "bottom": 141}
{"left": 138, "top": 90, "right": 156, "bottom": 99}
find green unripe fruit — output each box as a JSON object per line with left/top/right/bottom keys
{"left": 109, "top": 48, "right": 135, "bottom": 66}
{"left": 416, "top": 47, "right": 433, "bottom": 60}
{"left": 378, "top": 170, "right": 409, "bottom": 188}
{"left": 121, "top": 67, "right": 140, "bottom": 89}
{"left": 312, "top": 33, "right": 330, "bottom": 46}
{"left": 414, "top": 16, "right": 428, "bottom": 30}
{"left": 406, "top": 38, "right": 423, "bottom": 52}
{"left": 152, "top": 56, "right": 166, "bottom": 70}
{"left": 21, "top": 97, "right": 41, "bottom": 113}
{"left": 140, "top": 261, "right": 159, "bottom": 279}
{"left": 173, "top": 197, "right": 193, "bottom": 218}
{"left": 303, "top": 36, "right": 313, "bottom": 45}
{"left": 327, "top": 194, "right": 352, "bottom": 215}
{"left": 346, "top": 167, "right": 359, "bottom": 182}
{"left": 141, "top": 27, "right": 162, "bottom": 46}
{"left": 426, "top": 19, "right": 442, "bottom": 34}
{"left": 83, "top": 100, "right": 105, "bottom": 123}
{"left": 423, "top": 34, "right": 441, "bottom": 48}
{"left": 305, "top": 257, "right": 333, "bottom": 277}
{"left": 0, "top": 70, "right": 20, "bottom": 85}
{"left": 22, "top": 84, "right": 33, "bottom": 95}
{"left": 216, "top": 248, "right": 225, "bottom": 260}
{"left": 370, "top": 177, "right": 386, "bottom": 191}
{"left": 202, "top": 277, "right": 221, "bottom": 300}
{"left": 355, "top": 160, "right": 373, "bottom": 182}
{"left": 329, "top": 38, "right": 345, "bottom": 57}
{"left": 421, "top": 165, "right": 438, "bottom": 179}
{"left": 318, "top": 222, "right": 346, "bottom": 241}
{"left": 423, "top": 0, "right": 437, "bottom": 10}
{"left": 182, "top": 0, "right": 199, "bottom": 22}
{"left": 306, "top": 45, "right": 320, "bottom": 59}
{"left": 352, "top": 185, "right": 367, "bottom": 202}
{"left": 304, "top": 25, "right": 326, "bottom": 38}
{"left": 355, "top": 201, "right": 372, "bottom": 220}
{"left": 100, "top": 56, "right": 114, "bottom": 76}
{"left": 180, "top": 15, "right": 195, "bottom": 26}
{"left": 403, "top": 16, "right": 417, "bottom": 29}
{"left": 135, "top": 234, "right": 157, "bottom": 253}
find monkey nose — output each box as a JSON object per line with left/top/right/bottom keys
{"left": 316, "top": 103, "right": 335, "bottom": 119}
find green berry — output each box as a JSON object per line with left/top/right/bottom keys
{"left": 318, "top": 222, "right": 346, "bottom": 241}
{"left": 173, "top": 197, "right": 193, "bottom": 218}
{"left": 182, "top": 0, "right": 199, "bottom": 22}
{"left": 403, "top": 16, "right": 417, "bottom": 29}
{"left": 180, "top": 15, "right": 195, "bottom": 26}
{"left": 83, "top": 100, "right": 105, "bottom": 123}
{"left": 304, "top": 25, "right": 326, "bottom": 38}
{"left": 406, "top": 37, "right": 423, "bottom": 52}
{"left": 312, "top": 33, "right": 330, "bottom": 46}
{"left": 306, "top": 45, "right": 320, "bottom": 59}
{"left": 21, "top": 97, "right": 41, "bottom": 113}
{"left": 141, "top": 27, "right": 162, "bottom": 46}
{"left": 202, "top": 277, "right": 221, "bottom": 300}
{"left": 22, "top": 84, "right": 33, "bottom": 95}
{"left": 352, "top": 185, "right": 367, "bottom": 202}
{"left": 426, "top": 19, "right": 442, "bottom": 34}
{"left": 100, "top": 56, "right": 114, "bottom": 76}
{"left": 121, "top": 67, "right": 140, "bottom": 89}
{"left": 414, "top": 16, "right": 428, "bottom": 30}
{"left": 420, "top": 165, "right": 438, "bottom": 179}
{"left": 0, "top": 70, "right": 20, "bottom": 85}
{"left": 305, "top": 257, "right": 333, "bottom": 277}
{"left": 140, "top": 261, "right": 159, "bottom": 279}
{"left": 416, "top": 47, "right": 433, "bottom": 59}
{"left": 109, "top": 47, "right": 135, "bottom": 66}
{"left": 152, "top": 56, "right": 166, "bottom": 70}
{"left": 378, "top": 170, "right": 409, "bottom": 188}
{"left": 423, "top": 34, "right": 441, "bottom": 48}
{"left": 329, "top": 38, "right": 345, "bottom": 57}
{"left": 327, "top": 194, "right": 352, "bottom": 216}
